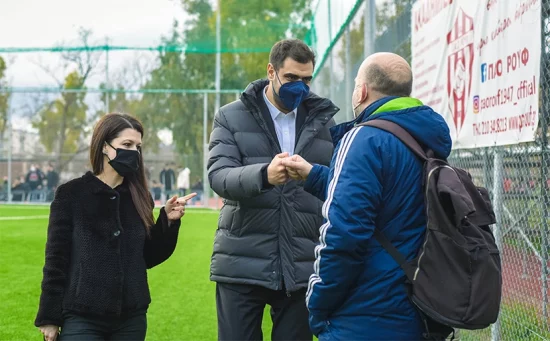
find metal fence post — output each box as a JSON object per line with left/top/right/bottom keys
{"left": 541, "top": 107, "right": 549, "bottom": 332}
{"left": 364, "top": 0, "right": 375, "bottom": 59}
{"left": 483, "top": 148, "right": 491, "bottom": 189}
{"left": 202, "top": 93, "right": 210, "bottom": 208}
{"left": 7, "top": 96, "right": 12, "bottom": 203}
{"left": 215, "top": 0, "right": 221, "bottom": 134}
{"left": 328, "top": 0, "right": 335, "bottom": 102}
{"left": 345, "top": 25, "right": 352, "bottom": 121}
{"left": 540, "top": 68, "right": 549, "bottom": 334}
{"left": 105, "top": 37, "right": 110, "bottom": 114}
{"left": 491, "top": 148, "right": 503, "bottom": 341}
{"left": 540, "top": 1, "right": 549, "bottom": 328}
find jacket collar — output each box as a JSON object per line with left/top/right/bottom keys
{"left": 83, "top": 171, "right": 129, "bottom": 195}
{"left": 329, "top": 96, "right": 398, "bottom": 147}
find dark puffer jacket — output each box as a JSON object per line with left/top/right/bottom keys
{"left": 35, "top": 172, "right": 181, "bottom": 327}
{"left": 207, "top": 79, "right": 338, "bottom": 293}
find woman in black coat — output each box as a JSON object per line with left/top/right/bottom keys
{"left": 35, "top": 113, "right": 196, "bottom": 341}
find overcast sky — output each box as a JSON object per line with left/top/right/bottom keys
{"left": 0, "top": 0, "right": 188, "bottom": 139}
{"left": 0, "top": 0, "right": 385, "bottom": 134}
{"left": 0, "top": 0, "right": 187, "bottom": 87}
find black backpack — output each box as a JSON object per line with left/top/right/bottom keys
{"left": 358, "top": 119, "right": 503, "bottom": 340}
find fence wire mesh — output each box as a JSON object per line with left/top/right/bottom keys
{"left": 311, "top": 0, "right": 549, "bottom": 339}
{"left": 0, "top": 89, "right": 241, "bottom": 209}
{"left": 0, "top": 0, "right": 312, "bottom": 210}
{"left": 449, "top": 145, "right": 550, "bottom": 340}
{"left": 0, "top": 0, "right": 549, "bottom": 339}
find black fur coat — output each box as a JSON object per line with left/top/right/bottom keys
{"left": 35, "top": 171, "right": 181, "bottom": 327}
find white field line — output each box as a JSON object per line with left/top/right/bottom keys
{"left": 0, "top": 205, "right": 219, "bottom": 211}
{"left": 0, "top": 209, "right": 220, "bottom": 221}
{"left": 0, "top": 215, "right": 49, "bottom": 221}
{"left": 0, "top": 205, "right": 50, "bottom": 210}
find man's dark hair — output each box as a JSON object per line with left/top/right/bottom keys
{"left": 269, "top": 39, "right": 316, "bottom": 70}
{"left": 366, "top": 64, "right": 412, "bottom": 97}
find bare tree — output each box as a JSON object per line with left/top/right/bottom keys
{"left": 0, "top": 56, "right": 10, "bottom": 143}
{"left": 31, "top": 28, "right": 103, "bottom": 173}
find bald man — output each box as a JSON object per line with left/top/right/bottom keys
{"left": 282, "top": 53, "right": 452, "bottom": 340}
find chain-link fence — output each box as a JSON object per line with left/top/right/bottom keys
{"left": 1, "top": 0, "right": 549, "bottom": 338}
{"left": 309, "top": 0, "right": 549, "bottom": 339}
{"left": 0, "top": 0, "right": 312, "bottom": 210}
{"left": 448, "top": 145, "right": 550, "bottom": 341}
{"left": 0, "top": 87, "right": 241, "bottom": 209}
{"left": 0, "top": 150, "right": 208, "bottom": 206}
{"left": 309, "top": 0, "right": 413, "bottom": 123}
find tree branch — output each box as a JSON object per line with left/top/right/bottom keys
{"left": 30, "top": 56, "right": 64, "bottom": 87}
{"left": 58, "top": 144, "right": 90, "bottom": 171}
{"left": 61, "top": 28, "right": 103, "bottom": 86}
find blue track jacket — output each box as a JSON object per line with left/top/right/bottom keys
{"left": 305, "top": 96, "right": 452, "bottom": 340}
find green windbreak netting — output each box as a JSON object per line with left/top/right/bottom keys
{"left": 0, "top": 22, "right": 309, "bottom": 55}
{"left": 0, "top": 0, "right": 317, "bottom": 94}
{"left": 0, "top": 0, "right": 363, "bottom": 91}
{"left": 0, "top": 0, "right": 324, "bottom": 188}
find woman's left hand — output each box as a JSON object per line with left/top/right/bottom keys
{"left": 165, "top": 193, "right": 197, "bottom": 222}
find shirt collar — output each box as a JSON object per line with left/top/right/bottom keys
{"left": 263, "top": 85, "right": 296, "bottom": 120}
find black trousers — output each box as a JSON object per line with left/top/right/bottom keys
{"left": 216, "top": 282, "right": 312, "bottom": 341}
{"left": 58, "top": 310, "right": 147, "bottom": 341}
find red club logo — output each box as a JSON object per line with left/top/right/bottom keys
{"left": 447, "top": 7, "right": 475, "bottom": 137}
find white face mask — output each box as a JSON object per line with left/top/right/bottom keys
{"left": 352, "top": 84, "right": 365, "bottom": 118}
{"left": 352, "top": 101, "right": 363, "bottom": 118}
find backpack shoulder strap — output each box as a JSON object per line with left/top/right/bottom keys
{"left": 373, "top": 229, "right": 416, "bottom": 282}
{"left": 358, "top": 119, "right": 428, "bottom": 281}
{"left": 358, "top": 119, "right": 429, "bottom": 161}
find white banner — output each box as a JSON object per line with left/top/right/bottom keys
{"left": 411, "top": 0, "right": 541, "bottom": 149}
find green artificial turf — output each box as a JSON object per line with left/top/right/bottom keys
{"left": 0, "top": 205, "right": 273, "bottom": 340}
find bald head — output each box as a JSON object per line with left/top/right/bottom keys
{"left": 358, "top": 52, "right": 412, "bottom": 98}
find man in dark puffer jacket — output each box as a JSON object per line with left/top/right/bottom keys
{"left": 207, "top": 39, "right": 338, "bottom": 341}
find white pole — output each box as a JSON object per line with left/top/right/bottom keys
{"left": 328, "top": 0, "right": 335, "bottom": 101}
{"left": 105, "top": 37, "right": 110, "bottom": 114}
{"left": 203, "top": 93, "right": 209, "bottom": 208}
{"left": 364, "top": 0, "right": 376, "bottom": 59}
{"left": 211, "top": 0, "right": 221, "bottom": 210}
{"left": 7, "top": 96, "right": 12, "bottom": 203}
{"left": 345, "top": 25, "right": 352, "bottom": 121}
{"left": 215, "top": 0, "right": 221, "bottom": 116}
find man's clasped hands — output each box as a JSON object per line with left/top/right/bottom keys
{"left": 266, "top": 152, "right": 314, "bottom": 185}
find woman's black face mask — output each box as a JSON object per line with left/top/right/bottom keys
{"left": 106, "top": 142, "right": 140, "bottom": 176}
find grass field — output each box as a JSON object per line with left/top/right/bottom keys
{"left": 0, "top": 204, "right": 273, "bottom": 340}
{"left": 4, "top": 205, "right": 548, "bottom": 341}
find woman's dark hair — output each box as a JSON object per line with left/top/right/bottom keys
{"left": 90, "top": 113, "right": 154, "bottom": 230}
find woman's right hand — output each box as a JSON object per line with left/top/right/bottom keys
{"left": 39, "top": 325, "right": 59, "bottom": 341}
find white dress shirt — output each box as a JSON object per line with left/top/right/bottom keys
{"left": 262, "top": 86, "right": 297, "bottom": 155}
